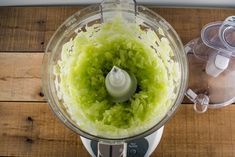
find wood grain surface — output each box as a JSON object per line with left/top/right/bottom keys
{"left": 0, "top": 6, "right": 235, "bottom": 157}
{"left": 1, "top": 102, "right": 235, "bottom": 157}
{"left": 1, "top": 52, "right": 231, "bottom": 103}
{"left": 1, "top": 7, "right": 235, "bottom": 52}
{"left": 0, "top": 53, "right": 43, "bottom": 101}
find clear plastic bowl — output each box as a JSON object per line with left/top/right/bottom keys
{"left": 42, "top": 2, "right": 188, "bottom": 143}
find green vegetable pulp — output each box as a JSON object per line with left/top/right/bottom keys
{"left": 55, "top": 17, "right": 180, "bottom": 138}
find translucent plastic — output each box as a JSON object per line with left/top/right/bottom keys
{"left": 185, "top": 16, "right": 235, "bottom": 111}
{"left": 42, "top": 2, "right": 188, "bottom": 143}
{"left": 105, "top": 66, "right": 137, "bottom": 102}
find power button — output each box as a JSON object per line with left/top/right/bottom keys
{"left": 129, "top": 149, "right": 137, "bottom": 154}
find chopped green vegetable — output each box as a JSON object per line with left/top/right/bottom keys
{"left": 55, "top": 17, "right": 180, "bottom": 138}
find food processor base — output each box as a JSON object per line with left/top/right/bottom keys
{"left": 80, "top": 126, "right": 164, "bottom": 157}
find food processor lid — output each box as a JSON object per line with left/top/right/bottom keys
{"left": 204, "top": 16, "right": 235, "bottom": 77}
{"left": 201, "top": 16, "right": 235, "bottom": 55}
{"left": 192, "top": 16, "right": 235, "bottom": 77}
{"left": 185, "top": 16, "right": 235, "bottom": 113}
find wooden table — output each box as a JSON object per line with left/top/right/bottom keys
{"left": 0, "top": 6, "right": 235, "bottom": 157}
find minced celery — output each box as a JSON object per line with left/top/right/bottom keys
{"left": 55, "top": 17, "right": 180, "bottom": 138}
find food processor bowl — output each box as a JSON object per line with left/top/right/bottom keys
{"left": 42, "top": 0, "right": 188, "bottom": 144}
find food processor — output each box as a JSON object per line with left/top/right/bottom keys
{"left": 185, "top": 16, "right": 235, "bottom": 113}
{"left": 42, "top": 0, "right": 188, "bottom": 156}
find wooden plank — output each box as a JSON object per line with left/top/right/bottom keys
{"left": 0, "top": 102, "right": 235, "bottom": 157}
{"left": 0, "top": 7, "right": 82, "bottom": 52}
{"left": 153, "top": 8, "right": 235, "bottom": 45}
{"left": 0, "top": 53, "right": 43, "bottom": 101}
{"left": 0, "top": 102, "right": 89, "bottom": 157}
{"left": 1, "top": 52, "right": 235, "bottom": 103}
{"left": 0, "top": 7, "right": 235, "bottom": 52}
{"left": 154, "top": 104, "right": 235, "bottom": 157}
